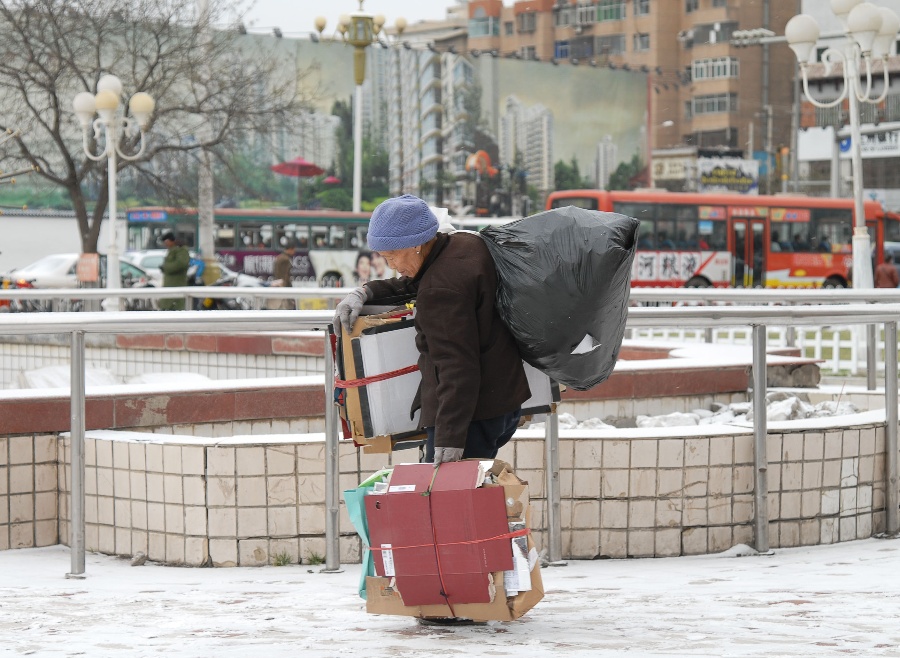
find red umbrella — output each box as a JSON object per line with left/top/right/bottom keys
{"left": 271, "top": 156, "right": 325, "bottom": 209}
{"left": 323, "top": 175, "right": 342, "bottom": 185}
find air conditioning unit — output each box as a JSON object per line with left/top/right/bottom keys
{"left": 574, "top": 24, "right": 583, "bottom": 34}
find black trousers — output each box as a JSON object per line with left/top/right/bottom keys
{"left": 423, "top": 409, "right": 522, "bottom": 463}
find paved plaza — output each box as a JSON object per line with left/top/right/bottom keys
{"left": 1, "top": 539, "right": 899, "bottom": 657}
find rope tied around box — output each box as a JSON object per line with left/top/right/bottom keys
{"left": 333, "top": 364, "right": 419, "bottom": 389}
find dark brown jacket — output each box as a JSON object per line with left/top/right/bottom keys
{"left": 366, "top": 232, "right": 531, "bottom": 450}
{"left": 273, "top": 251, "right": 293, "bottom": 285}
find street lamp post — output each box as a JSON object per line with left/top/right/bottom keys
{"left": 73, "top": 75, "right": 155, "bottom": 310}
{"left": 316, "top": 2, "right": 405, "bottom": 213}
{"left": 785, "top": 0, "right": 900, "bottom": 290}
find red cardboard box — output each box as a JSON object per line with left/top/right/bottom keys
{"left": 363, "top": 460, "right": 543, "bottom": 621}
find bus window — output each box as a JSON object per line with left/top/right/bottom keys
{"left": 311, "top": 226, "right": 328, "bottom": 248}
{"left": 813, "top": 209, "right": 852, "bottom": 253}
{"left": 636, "top": 222, "right": 655, "bottom": 249}
{"left": 214, "top": 222, "right": 236, "bottom": 250}
{"left": 276, "top": 223, "right": 305, "bottom": 249}
{"left": 175, "top": 224, "right": 197, "bottom": 248}
{"left": 238, "top": 224, "right": 273, "bottom": 250}
{"left": 783, "top": 223, "right": 811, "bottom": 252}
{"left": 614, "top": 202, "right": 654, "bottom": 223}
{"left": 329, "top": 225, "right": 347, "bottom": 248}
{"left": 703, "top": 220, "right": 727, "bottom": 250}
{"left": 550, "top": 195, "right": 598, "bottom": 210}
{"left": 294, "top": 226, "right": 310, "bottom": 249}
{"left": 349, "top": 225, "right": 368, "bottom": 249}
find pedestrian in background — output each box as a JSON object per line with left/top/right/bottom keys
{"left": 875, "top": 253, "right": 900, "bottom": 288}
{"left": 268, "top": 242, "right": 296, "bottom": 310}
{"left": 159, "top": 231, "right": 190, "bottom": 310}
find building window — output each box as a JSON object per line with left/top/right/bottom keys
{"left": 696, "top": 21, "right": 737, "bottom": 44}
{"left": 634, "top": 0, "right": 649, "bottom": 15}
{"left": 555, "top": 6, "right": 574, "bottom": 27}
{"left": 469, "top": 8, "right": 500, "bottom": 38}
{"left": 576, "top": 1, "right": 597, "bottom": 24}
{"left": 712, "top": 0, "right": 727, "bottom": 6}
{"left": 692, "top": 93, "right": 738, "bottom": 115}
{"left": 597, "top": 34, "right": 626, "bottom": 55}
{"left": 633, "top": 32, "right": 650, "bottom": 51}
{"left": 517, "top": 11, "right": 537, "bottom": 33}
{"left": 505, "top": 21, "right": 513, "bottom": 35}
{"left": 598, "top": 0, "right": 625, "bottom": 22}
{"left": 685, "top": 0, "right": 699, "bottom": 12}
{"left": 692, "top": 57, "right": 740, "bottom": 80}
{"left": 684, "top": 100, "right": 693, "bottom": 120}
{"left": 523, "top": 45, "right": 537, "bottom": 60}
{"left": 555, "top": 41, "right": 571, "bottom": 59}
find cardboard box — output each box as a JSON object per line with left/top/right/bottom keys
{"left": 363, "top": 460, "right": 544, "bottom": 621}
{"left": 338, "top": 310, "right": 561, "bottom": 454}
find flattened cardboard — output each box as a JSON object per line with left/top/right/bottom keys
{"left": 363, "top": 460, "right": 544, "bottom": 621}
{"left": 365, "top": 462, "right": 512, "bottom": 607}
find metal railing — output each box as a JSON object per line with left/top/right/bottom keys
{"left": 0, "top": 301, "right": 898, "bottom": 575}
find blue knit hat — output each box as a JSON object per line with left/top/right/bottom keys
{"left": 367, "top": 195, "right": 439, "bottom": 251}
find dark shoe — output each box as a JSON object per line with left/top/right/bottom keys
{"left": 416, "top": 617, "right": 485, "bottom": 627}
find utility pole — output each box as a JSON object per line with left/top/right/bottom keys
{"left": 766, "top": 104, "right": 774, "bottom": 195}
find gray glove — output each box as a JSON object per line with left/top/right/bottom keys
{"left": 433, "top": 447, "right": 464, "bottom": 466}
{"left": 333, "top": 287, "right": 371, "bottom": 335}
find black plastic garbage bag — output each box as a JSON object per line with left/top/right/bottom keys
{"left": 480, "top": 206, "right": 639, "bottom": 390}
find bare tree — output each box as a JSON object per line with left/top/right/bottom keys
{"left": 0, "top": 0, "right": 318, "bottom": 252}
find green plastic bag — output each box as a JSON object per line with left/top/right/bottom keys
{"left": 343, "top": 468, "right": 391, "bottom": 600}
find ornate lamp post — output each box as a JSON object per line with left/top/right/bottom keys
{"left": 73, "top": 75, "right": 154, "bottom": 309}
{"left": 316, "top": 2, "right": 405, "bottom": 213}
{"left": 785, "top": 0, "right": 900, "bottom": 289}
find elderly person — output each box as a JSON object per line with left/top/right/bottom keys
{"left": 334, "top": 194, "right": 530, "bottom": 465}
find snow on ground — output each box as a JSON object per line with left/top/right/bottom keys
{"left": 528, "top": 391, "right": 862, "bottom": 432}
{"left": 2, "top": 540, "right": 900, "bottom": 657}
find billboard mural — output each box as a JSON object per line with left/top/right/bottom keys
{"left": 278, "top": 38, "right": 647, "bottom": 215}
{"left": 697, "top": 158, "right": 760, "bottom": 195}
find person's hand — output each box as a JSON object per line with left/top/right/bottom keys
{"left": 433, "top": 447, "right": 464, "bottom": 466}
{"left": 333, "top": 287, "right": 370, "bottom": 335}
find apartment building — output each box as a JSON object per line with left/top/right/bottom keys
{"left": 467, "top": 0, "right": 799, "bottom": 191}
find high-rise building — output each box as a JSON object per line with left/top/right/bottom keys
{"left": 595, "top": 134, "right": 618, "bottom": 189}
{"left": 499, "top": 95, "right": 554, "bottom": 192}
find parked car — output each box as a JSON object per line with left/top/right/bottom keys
{"left": 122, "top": 250, "right": 264, "bottom": 287}
{"left": 5, "top": 253, "right": 153, "bottom": 289}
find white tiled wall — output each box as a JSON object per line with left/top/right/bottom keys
{"left": 1, "top": 417, "right": 888, "bottom": 565}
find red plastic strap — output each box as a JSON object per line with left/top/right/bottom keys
{"left": 426, "top": 467, "right": 456, "bottom": 617}
{"left": 334, "top": 364, "right": 419, "bottom": 389}
{"left": 367, "top": 527, "right": 531, "bottom": 553}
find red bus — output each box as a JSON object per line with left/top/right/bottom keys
{"left": 546, "top": 190, "right": 895, "bottom": 288}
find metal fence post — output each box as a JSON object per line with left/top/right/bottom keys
{"left": 544, "top": 403, "right": 564, "bottom": 564}
{"left": 752, "top": 324, "right": 771, "bottom": 554}
{"left": 67, "top": 330, "right": 86, "bottom": 578}
{"left": 867, "top": 323, "right": 878, "bottom": 391}
{"left": 883, "top": 321, "right": 898, "bottom": 536}
{"left": 322, "top": 331, "right": 343, "bottom": 572}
